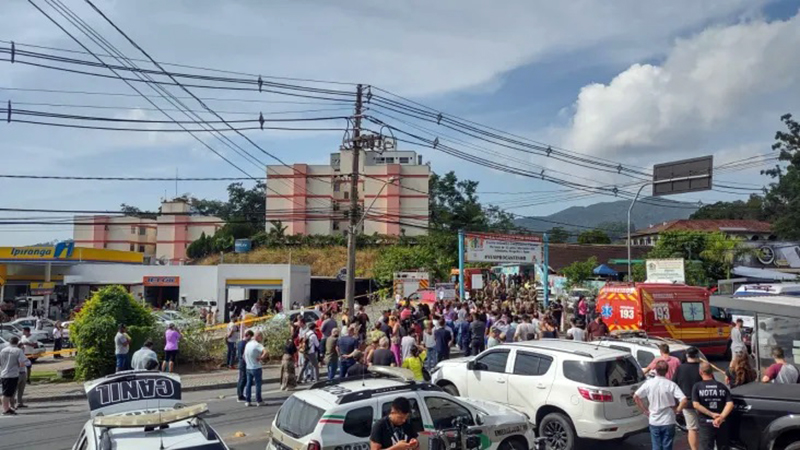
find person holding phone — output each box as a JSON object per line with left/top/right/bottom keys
{"left": 370, "top": 397, "right": 419, "bottom": 450}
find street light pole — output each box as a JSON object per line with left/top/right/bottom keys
{"left": 627, "top": 182, "right": 650, "bottom": 280}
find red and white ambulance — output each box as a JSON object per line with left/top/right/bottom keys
{"left": 596, "top": 283, "right": 731, "bottom": 357}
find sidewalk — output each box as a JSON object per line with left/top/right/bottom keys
{"left": 25, "top": 363, "right": 284, "bottom": 403}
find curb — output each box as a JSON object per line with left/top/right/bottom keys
{"left": 25, "top": 376, "right": 282, "bottom": 403}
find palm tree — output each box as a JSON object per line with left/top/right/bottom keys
{"left": 267, "top": 220, "right": 288, "bottom": 239}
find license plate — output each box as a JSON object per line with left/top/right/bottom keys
{"left": 625, "top": 396, "right": 635, "bottom": 407}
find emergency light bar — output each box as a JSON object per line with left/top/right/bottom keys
{"left": 92, "top": 403, "right": 208, "bottom": 428}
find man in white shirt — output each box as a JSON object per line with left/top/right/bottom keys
{"left": 401, "top": 330, "right": 417, "bottom": 362}
{"left": 730, "top": 318, "right": 746, "bottom": 356}
{"left": 243, "top": 331, "right": 267, "bottom": 406}
{"left": 225, "top": 318, "right": 239, "bottom": 368}
{"left": 114, "top": 324, "right": 131, "bottom": 372}
{"left": 299, "top": 324, "right": 320, "bottom": 384}
{"left": 634, "top": 361, "right": 688, "bottom": 450}
{"left": 566, "top": 319, "right": 587, "bottom": 342}
{"left": 131, "top": 340, "right": 159, "bottom": 370}
{"left": 0, "top": 336, "right": 26, "bottom": 415}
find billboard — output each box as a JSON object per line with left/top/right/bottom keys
{"left": 464, "top": 232, "right": 543, "bottom": 264}
{"left": 435, "top": 283, "right": 457, "bottom": 300}
{"left": 646, "top": 258, "right": 685, "bottom": 284}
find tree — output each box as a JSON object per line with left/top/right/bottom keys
{"left": 690, "top": 195, "right": 766, "bottom": 220}
{"left": 763, "top": 114, "right": 800, "bottom": 239}
{"left": 646, "top": 230, "right": 749, "bottom": 285}
{"left": 577, "top": 229, "right": 611, "bottom": 244}
{"left": 70, "top": 286, "right": 155, "bottom": 380}
{"left": 562, "top": 257, "right": 598, "bottom": 289}
{"left": 429, "top": 171, "right": 516, "bottom": 233}
{"left": 548, "top": 227, "right": 569, "bottom": 243}
{"left": 595, "top": 221, "right": 631, "bottom": 241}
{"left": 120, "top": 203, "right": 157, "bottom": 220}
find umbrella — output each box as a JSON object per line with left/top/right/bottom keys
{"left": 593, "top": 264, "right": 618, "bottom": 277}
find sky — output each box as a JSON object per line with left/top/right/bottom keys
{"left": 1, "top": 0, "right": 799, "bottom": 245}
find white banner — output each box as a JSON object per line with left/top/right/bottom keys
{"left": 471, "top": 274, "right": 484, "bottom": 290}
{"left": 464, "top": 232, "right": 543, "bottom": 264}
{"left": 646, "top": 258, "right": 685, "bottom": 284}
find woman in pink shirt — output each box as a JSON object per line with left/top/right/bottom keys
{"left": 162, "top": 323, "right": 181, "bottom": 373}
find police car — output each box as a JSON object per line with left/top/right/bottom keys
{"left": 268, "top": 367, "right": 536, "bottom": 450}
{"left": 72, "top": 371, "right": 229, "bottom": 450}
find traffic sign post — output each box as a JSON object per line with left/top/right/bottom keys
{"left": 628, "top": 156, "right": 714, "bottom": 279}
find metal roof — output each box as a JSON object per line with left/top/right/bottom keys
{"left": 711, "top": 294, "right": 800, "bottom": 319}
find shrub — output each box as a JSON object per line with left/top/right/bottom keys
{"left": 149, "top": 310, "right": 224, "bottom": 368}
{"left": 249, "top": 316, "right": 292, "bottom": 359}
{"left": 71, "top": 285, "right": 155, "bottom": 380}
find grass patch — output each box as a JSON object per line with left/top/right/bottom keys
{"left": 198, "top": 246, "right": 383, "bottom": 277}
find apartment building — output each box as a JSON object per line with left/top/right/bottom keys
{"left": 265, "top": 145, "right": 430, "bottom": 236}
{"left": 73, "top": 199, "right": 221, "bottom": 264}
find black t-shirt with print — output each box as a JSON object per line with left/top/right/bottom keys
{"left": 691, "top": 380, "right": 731, "bottom": 424}
{"left": 370, "top": 416, "right": 418, "bottom": 449}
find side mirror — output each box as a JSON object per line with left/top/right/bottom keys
{"left": 466, "top": 361, "right": 476, "bottom": 371}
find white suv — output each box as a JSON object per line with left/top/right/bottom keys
{"left": 593, "top": 336, "right": 708, "bottom": 371}
{"left": 430, "top": 339, "right": 648, "bottom": 450}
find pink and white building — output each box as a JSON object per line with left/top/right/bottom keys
{"left": 73, "top": 199, "right": 221, "bottom": 264}
{"left": 265, "top": 147, "right": 430, "bottom": 236}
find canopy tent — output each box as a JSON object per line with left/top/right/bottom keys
{"left": 593, "top": 264, "right": 618, "bottom": 277}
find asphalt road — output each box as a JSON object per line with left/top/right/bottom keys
{"left": 0, "top": 378, "right": 689, "bottom": 450}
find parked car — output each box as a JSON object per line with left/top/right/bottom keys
{"left": 0, "top": 323, "right": 49, "bottom": 343}
{"left": 75, "top": 371, "right": 229, "bottom": 450}
{"left": 152, "top": 310, "right": 194, "bottom": 328}
{"left": 0, "top": 332, "right": 46, "bottom": 361}
{"left": 272, "top": 309, "right": 321, "bottom": 325}
{"left": 728, "top": 382, "right": 800, "bottom": 450}
{"left": 593, "top": 335, "right": 710, "bottom": 369}
{"left": 430, "top": 339, "right": 647, "bottom": 450}
{"left": 269, "top": 366, "right": 537, "bottom": 450}
{"left": 11, "top": 316, "right": 56, "bottom": 337}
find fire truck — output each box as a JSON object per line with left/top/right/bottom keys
{"left": 596, "top": 283, "right": 732, "bottom": 357}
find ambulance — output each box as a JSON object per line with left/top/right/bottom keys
{"left": 595, "top": 283, "right": 732, "bottom": 357}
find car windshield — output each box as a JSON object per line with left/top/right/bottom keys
{"left": 275, "top": 396, "right": 324, "bottom": 438}
{"left": 563, "top": 356, "right": 644, "bottom": 387}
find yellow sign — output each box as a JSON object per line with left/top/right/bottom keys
{"left": 30, "top": 282, "right": 56, "bottom": 290}
{"left": 0, "top": 245, "right": 143, "bottom": 264}
{"left": 225, "top": 279, "right": 282, "bottom": 286}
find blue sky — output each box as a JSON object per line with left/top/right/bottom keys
{"left": 1, "top": 0, "right": 799, "bottom": 245}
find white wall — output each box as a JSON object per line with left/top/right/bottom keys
{"left": 64, "top": 264, "right": 311, "bottom": 318}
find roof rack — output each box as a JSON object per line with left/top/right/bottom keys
{"left": 506, "top": 340, "right": 595, "bottom": 359}
{"left": 310, "top": 366, "right": 415, "bottom": 390}
{"left": 93, "top": 403, "right": 207, "bottom": 429}
{"left": 337, "top": 382, "right": 441, "bottom": 405}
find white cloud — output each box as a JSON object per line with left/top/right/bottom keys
{"left": 564, "top": 12, "right": 800, "bottom": 160}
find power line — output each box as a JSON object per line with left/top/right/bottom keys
{"left": 0, "top": 174, "right": 255, "bottom": 181}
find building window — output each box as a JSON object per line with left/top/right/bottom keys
{"left": 333, "top": 222, "right": 340, "bottom": 231}
{"left": 399, "top": 157, "right": 410, "bottom": 164}
{"left": 344, "top": 191, "right": 349, "bottom": 200}
{"left": 333, "top": 181, "right": 340, "bottom": 192}
{"left": 104, "top": 225, "right": 109, "bottom": 231}
{"left": 138, "top": 245, "right": 145, "bottom": 252}
{"left": 385, "top": 157, "right": 395, "bottom": 163}
{"left": 131, "top": 226, "right": 136, "bottom": 234}
{"left": 129, "top": 244, "right": 135, "bottom": 251}
{"left": 139, "top": 227, "right": 146, "bottom": 236}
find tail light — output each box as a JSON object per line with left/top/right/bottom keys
{"left": 578, "top": 387, "right": 613, "bottom": 402}
{"left": 308, "top": 441, "right": 322, "bottom": 450}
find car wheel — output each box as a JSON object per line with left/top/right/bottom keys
{"left": 441, "top": 383, "right": 460, "bottom": 396}
{"left": 538, "top": 412, "right": 576, "bottom": 450}
{"left": 784, "top": 442, "right": 800, "bottom": 450}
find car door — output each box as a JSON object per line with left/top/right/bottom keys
{"left": 506, "top": 349, "right": 555, "bottom": 417}
{"left": 421, "top": 394, "right": 475, "bottom": 430}
{"left": 379, "top": 394, "right": 428, "bottom": 450}
{"left": 465, "top": 349, "right": 510, "bottom": 404}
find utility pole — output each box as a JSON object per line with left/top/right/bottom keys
{"left": 345, "top": 84, "right": 364, "bottom": 320}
